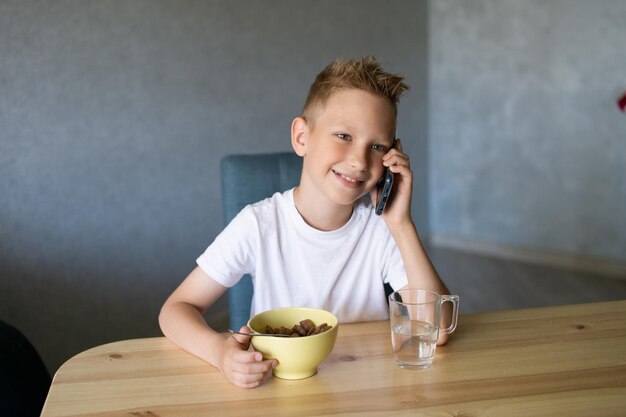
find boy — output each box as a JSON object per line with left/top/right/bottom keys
{"left": 159, "top": 56, "right": 451, "bottom": 388}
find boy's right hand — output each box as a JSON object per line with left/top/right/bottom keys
{"left": 218, "top": 326, "right": 277, "bottom": 388}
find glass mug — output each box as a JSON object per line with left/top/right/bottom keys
{"left": 389, "top": 289, "right": 459, "bottom": 369}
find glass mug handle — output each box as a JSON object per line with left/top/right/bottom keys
{"left": 440, "top": 294, "right": 460, "bottom": 334}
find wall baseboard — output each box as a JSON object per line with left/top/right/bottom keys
{"left": 426, "top": 234, "right": 626, "bottom": 281}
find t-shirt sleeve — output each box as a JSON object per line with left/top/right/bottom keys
{"left": 382, "top": 236, "right": 409, "bottom": 291}
{"left": 196, "top": 207, "right": 258, "bottom": 287}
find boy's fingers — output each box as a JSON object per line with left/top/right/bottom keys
{"left": 230, "top": 325, "right": 252, "bottom": 347}
{"left": 230, "top": 354, "right": 276, "bottom": 375}
{"left": 232, "top": 366, "right": 274, "bottom": 388}
{"left": 384, "top": 154, "right": 410, "bottom": 169}
{"left": 231, "top": 347, "right": 276, "bottom": 367}
{"left": 226, "top": 325, "right": 277, "bottom": 375}
{"left": 231, "top": 348, "right": 263, "bottom": 364}
{"left": 233, "top": 360, "right": 276, "bottom": 377}
{"left": 384, "top": 142, "right": 409, "bottom": 167}
{"left": 228, "top": 366, "right": 266, "bottom": 387}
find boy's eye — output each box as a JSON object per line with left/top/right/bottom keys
{"left": 371, "top": 144, "right": 387, "bottom": 152}
{"left": 336, "top": 134, "right": 351, "bottom": 141}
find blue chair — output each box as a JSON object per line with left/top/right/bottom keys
{"left": 220, "top": 152, "right": 302, "bottom": 330}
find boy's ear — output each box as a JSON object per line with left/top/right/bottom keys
{"left": 291, "top": 117, "right": 308, "bottom": 157}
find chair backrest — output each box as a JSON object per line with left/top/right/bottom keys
{"left": 220, "top": 152, "right": 303, "bottom": 330}
{"left": 0, "top": 320, "right": 51, "bottom": 416}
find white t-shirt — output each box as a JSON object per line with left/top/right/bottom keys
{"left": 197, "top": 188, "right": 408, "bottom": 323}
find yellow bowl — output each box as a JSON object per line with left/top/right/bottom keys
{"left": 248, "top": 307, "right": 339, "bottom": 380}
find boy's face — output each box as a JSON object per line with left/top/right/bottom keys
{"left": 294, "top": 88, "right": 396, "bottom": 208}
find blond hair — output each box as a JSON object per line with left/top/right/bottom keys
{"left": 302, "top": 56, "right": 409, "bottom": 125}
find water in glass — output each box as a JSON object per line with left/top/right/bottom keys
{"left": 391, "top": 320, "right": 437, "bottom": 369}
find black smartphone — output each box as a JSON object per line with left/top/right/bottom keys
{"left": 375, "top": 167, "right": 394, "bottom": 215}
{"left": 375, "top": 138, "right": 397, "bottom": 215}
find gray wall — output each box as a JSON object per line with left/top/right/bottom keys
{"left": 429, "top": 0, "right": 626, "bottom": 263}
{"left": 0, "top": 0, "right": 428, "bottom": 374}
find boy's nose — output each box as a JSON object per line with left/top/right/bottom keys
{"left": 347, "top": 147, "right": 368, "bottom": 171}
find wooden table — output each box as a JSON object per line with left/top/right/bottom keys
{"left": 41, "top": 301, "right": 626, "bottom": 417}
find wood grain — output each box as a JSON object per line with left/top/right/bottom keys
{"left": 41, "top": 301, "right": 626, "bottom": 417}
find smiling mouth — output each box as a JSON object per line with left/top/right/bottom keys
{"left": 332, "top": 170, "right": 364, "bottom": 185}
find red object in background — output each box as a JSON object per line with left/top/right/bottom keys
{"left": 618, "top": 91, "right": 626, "bottom": 112}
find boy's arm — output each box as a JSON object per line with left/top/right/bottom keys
{"left": 377, "top": 140, "right": 448, "bottom": 292}
{"left": 377, "top": 139, "right": 452, "bottom": 344}
{"left": 390, "top": 225, "right": 450, "bottom": 296}
{"left": 159, "top": 266, "right": 276, "bottom": 388}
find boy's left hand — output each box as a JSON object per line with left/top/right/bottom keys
{"left": 370, "top": 138, "right": 413, "bottom": 228}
